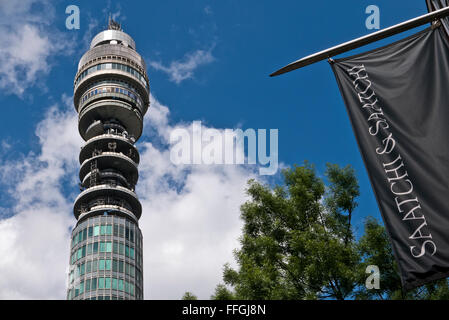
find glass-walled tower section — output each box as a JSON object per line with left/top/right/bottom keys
{"left": 67, "top": 20, "right": 149, "bottom": 300}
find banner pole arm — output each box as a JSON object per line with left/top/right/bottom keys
{"left": 270, "top": 6, "right": 449, "bottom": 77}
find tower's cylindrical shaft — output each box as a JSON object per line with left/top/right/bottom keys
{"left": 67, "top": 22, "right": 149, "bottom": 300}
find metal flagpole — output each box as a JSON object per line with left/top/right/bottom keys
{"left": 270, "top": 5, "right": 449, "bottom": 77}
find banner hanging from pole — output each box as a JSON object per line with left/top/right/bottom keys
{"left": 331, "top": 26, "right": 449, "bottom": 290}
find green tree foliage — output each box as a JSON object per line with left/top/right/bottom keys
{"left": 182, "top": 291, "right": 198, "bottom": 300}
{"left": 211, "top": 162, "right": 449, "bottom": 300}
{"left": 211, "top": 284, "right": 236, "bottom": 300}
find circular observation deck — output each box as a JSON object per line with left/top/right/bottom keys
{"left": 74, "top": 62, "right": 149, "bottom": 112}
{"left": 78, "top": 99, "right": 143, "bottom": 141}
{"left": 73, "top": 184, "right": 142, "bottom": 220}
{"left": 79, "top": 152, "right": 138, "bottom": 186}
{"left": 80, "top": 133, "right": 140, "bottom": 164}
{"left": 81, "top": 170, "right": 130, "bottom": 189}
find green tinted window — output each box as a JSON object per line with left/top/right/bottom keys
{"left": 112, "top": 278, "right": 118, "bottom": 290}
{"left": 94, "top": 226, "right": 100, "bottom": 236}
{"left": 118, "top": 279, "right": 124, "bottom": 291}
{"left": 105, "top": 278, "right": 111, "bottom": 289}
{"left": 99, "top": 259, "right": 105, "bottom": 270}
{"left": 91, "top": 278, "right": 97, "bottom": 290}
{"left": 105, "top": 259, "right": 111, "bottom": 271}
{"left": 99, "top": 278, "right": 105, "bottom": 289}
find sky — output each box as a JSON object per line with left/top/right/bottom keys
{"left": 0, "top": 0, "right": 433, "bottom": 299}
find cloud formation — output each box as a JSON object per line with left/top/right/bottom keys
{"left": 149, "top": 49, "right": 215, "bottom": 84}
{"left": 0, "top": 99, "right": 82, "bottom": 299}
{"left": 138, "top": 95, "right": 257, "bottom": 299}
{"left": 0, "top": 0, "right": 71, "bottom": 97}
{"left": 0, "top": 93, "right": 258, "bottom": 299}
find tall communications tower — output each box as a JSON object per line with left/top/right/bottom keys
{"left": 67, "top": 20, "right": 150, "bottom": 300}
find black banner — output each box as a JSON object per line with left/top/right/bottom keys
{"left": 331, "top": 26, "right": 449, "bottom": 290}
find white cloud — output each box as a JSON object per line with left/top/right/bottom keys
{"left": 138, "top": 95, "right": 257, "bottom": 299}
{"left": 139, "top": 163, "right": 250, "bottom": 299}
{"left": 0, "top": 99, "right": 82, "bottom": 299}
{"left": 0, "top": 93, "right": 259, "bottom": 299}
{"left": 150, "top": 49, "right": 215, "bottom": 84}
{"left": 0, "top": 0, "right": 71, "bottom": 97}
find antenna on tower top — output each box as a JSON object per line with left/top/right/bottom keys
{"left": 108, "top": 14, "right": 122, "bottom": 31}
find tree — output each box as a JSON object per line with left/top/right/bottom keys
{"left": 213, "top": 163, "right": 360, "bottom": 299}
{"left": 211, "top": 284, "right": 235, "bottom": 300}
{"left": 182, "top": 291, "right": 198, "bottom": 300}
{"left": 211, "top": 162, "right": 449, "bottom": 300}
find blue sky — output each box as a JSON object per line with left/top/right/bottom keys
{"left": 0, "top": 0, "right": 432, "bottom": 299}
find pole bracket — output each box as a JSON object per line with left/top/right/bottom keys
{"left": 432, "top": 19, "right": 442, "bottom": 29}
